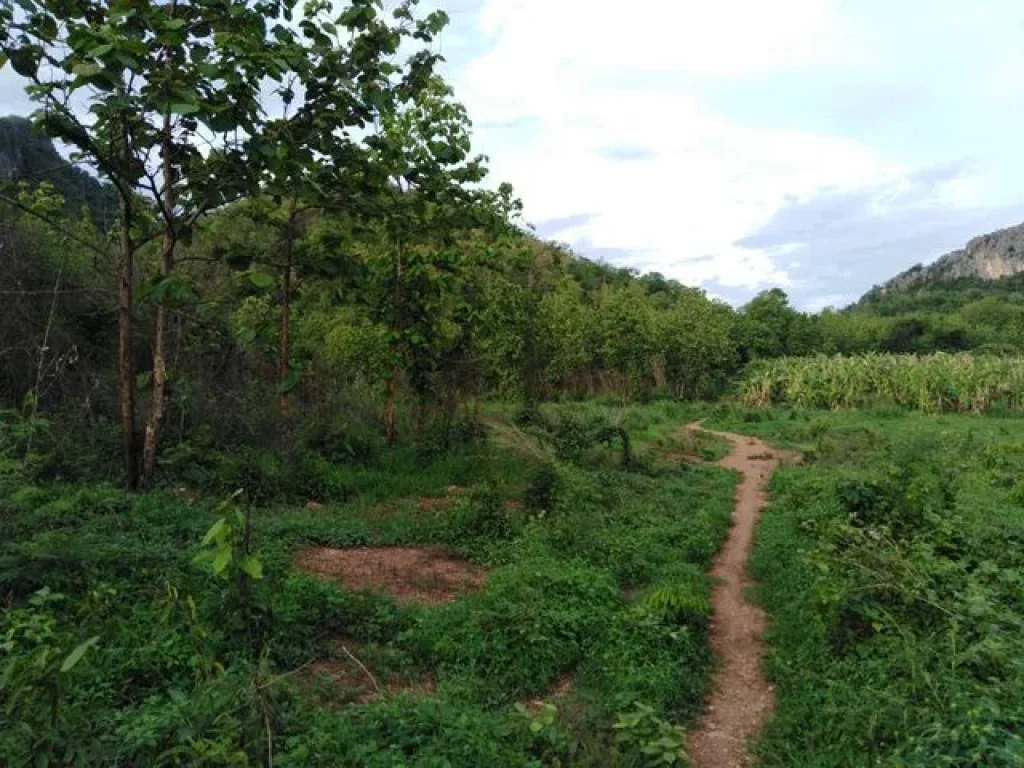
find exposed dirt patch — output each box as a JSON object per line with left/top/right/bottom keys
{"left": 416, "top": 496, "right": 453, "bottom": 512}
{"left": 304, "top": 643, "right": 435, "bottom": 704}
{"left": 413, "top": 485, "right": 466, "bottom": 513}
{"left": 504, "top": 499, "right": 524, "bottom": 513}
{"left": 521, "top": 673, "right": 575, "bottom": 715}
{"left": 296, "top": 545, "right": 487, "bottom": 604}
{"left": 682, "top": 421, "right": 796, "bottom": 768}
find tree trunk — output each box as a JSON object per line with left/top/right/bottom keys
{"left": 279, "top": 215, "right": 294, "bottom": 415}
{"left": 384, "top": 238, "right": 403, "bottom": 444}
{"left": 117, "top": 189, "right": 137, "bottom": 490}
{"left": 384, "top": 371, "right": 397, "bottom": 445}
{"left": 142, "top": 113, "right": 175, "bottom": 486}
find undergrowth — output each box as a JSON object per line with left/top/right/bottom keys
{"left": 708, "top": 409, "right": 1024, "bottom": 766}
{"left": 0, "top": 402, "right": 734, "bottom": 766}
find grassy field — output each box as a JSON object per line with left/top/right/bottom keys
{"left": 0, "top": 402, "right": 736, "bottom": 766}
{"left": 705, "top": 407, "right": 1024, "bottom": 766}
{"left": 5, "top": 399, "right": 1023, "bottom": 766}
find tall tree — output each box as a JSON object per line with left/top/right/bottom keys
{"left": 239, "top": 0, "right": 454, "bottom": 416}
{"left": 363, "top": 74, "right": 491, "bottom": 441}
{"left": 0, "top": 0, "right": 299, "bottom": 487}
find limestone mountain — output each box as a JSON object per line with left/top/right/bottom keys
{"left": 0, "top": 115, "right": 116, "bottom": 228}
{"left": 879, "top": 220, "right": 1024, "bottom": 293}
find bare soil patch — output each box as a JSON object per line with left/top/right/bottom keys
{"left": 682, "top": 421, "right": 795, "bottom": 768}
{"left": 415, "top": 496, "right": 453, "bottom": 512}
{"left": 296, "top": 545, "right": 487, "bottom": 604}
{"left": 410, "top": 485, "right": 466, "bottom": 513}
{"left": 520, "top": 673, "right": 575, "bottom": 716}
{"left": 304, "top": 642, "right": 435, "bottom": 704}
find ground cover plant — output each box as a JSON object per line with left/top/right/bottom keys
{"left": 739, "top": 353, "right": 1024, "bottom": 413}
{"left": 704, "top": 407, "right": 1024, "bottom": 766}
{"left": 0, "top": 403, "right": 736, "bottom": 766}
{"left": 3, "top": 0, "right": 1024, "bottom": 763}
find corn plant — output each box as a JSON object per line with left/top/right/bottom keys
{"left": 738, "top": 353, "right": 1024, "bottom": 414}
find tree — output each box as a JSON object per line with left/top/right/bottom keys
{"left": 658, "top": 290, "right": 737, "bottom": 399}
{"left": 237, "top": 0, "right": 454, "bottom": 417}
{"left": 738, "top": 288, "right": 798, "bottom": 360}
{"left": 536, "top": 276, "right": 591, "bottom": 394}
{"left": 593, "top": 282, "right": 657, "bottom": 398}
{"left": 362, "top": 74, "right": 491, "bottom": 442}
{"left": 1, "top": 0, "right": 300, "bottom": 487}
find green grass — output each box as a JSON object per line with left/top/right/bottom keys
{"left": 703, "top": 408, "right": 1024, "bottom": 766}
{"left": 0, "top": 404, "right": 735, "bottom": 766}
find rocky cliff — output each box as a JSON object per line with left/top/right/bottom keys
{"left": 881, "top": 221, "right": 1024, "bottom": 292}
{"left": 0, "top": 115, "right": 116, "bottom": 227}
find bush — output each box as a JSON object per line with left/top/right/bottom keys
{"left": 411, "top": 558, "right": 620, "bottom": 702}
{"left": 524, "top": 465, "right": 560, "bottom": 512}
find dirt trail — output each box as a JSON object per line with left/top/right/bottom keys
{"left": 684, "top": 422, "right": 795, "bottom": 768}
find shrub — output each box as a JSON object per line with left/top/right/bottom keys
{"left": 411, "top": 558, "right": 620, "bottom": 701}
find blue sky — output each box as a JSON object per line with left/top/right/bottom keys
{"left": 3, "top": 0, "right": 1023, "bottom": 309}
{"left": 430, "top": 0, "right": 1024, "bottom": 308}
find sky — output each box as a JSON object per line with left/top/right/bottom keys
{"left": 428, "top": 0, "right": 1024, "bottom": 308}
{"left": 3, "top": 1, "right": 1023, "bottom": 309}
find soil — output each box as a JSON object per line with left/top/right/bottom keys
{"left": 295, "top": 545, "right": 487, "bottom": 604}
{"left": 305, "top": 641, "right": 436, "bottom": 704}
{"left": 413, "top": 485, "right": 466, "bottom": 512}
{"left": 415, "top": 496, "right": 454, "bottom": 512}
{"left": 684, "top": 422, "right": 797, "bottom": 768}
{"left": 521, "top": 673, "right": 575, "bottom": 715}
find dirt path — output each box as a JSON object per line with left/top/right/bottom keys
{"left": 684, "top": 422, "right": 794, "bottom": 768}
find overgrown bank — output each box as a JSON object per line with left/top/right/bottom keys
{"left": 706, "top": 408, "right": 1024, "bottom": 766}
{"left": 0, "top": 403, "right": 737, "bottom": 766}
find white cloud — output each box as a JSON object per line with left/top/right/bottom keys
{"left": 447, "top": 0, "right": 898, "bottom": 292}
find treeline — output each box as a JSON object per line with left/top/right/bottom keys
{"left": 7, "top": 168, "right": 1024, "bottom": 491}
{"left": 2, "top": 0, "right": 1023, "bottom": 490}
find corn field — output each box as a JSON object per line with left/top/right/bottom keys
{"left": 738, "top": 353, "right": 1024, "bottom": 413}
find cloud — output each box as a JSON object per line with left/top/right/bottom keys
{"left": 0, "top": 68, "right": 36, "bottom": 117}
{"left": 534, "top": 212, "right": 595, "bottom": 239}
{"left": 736, "top": 165, "right": 1024, "bottom": 307}
{"left": 449, "top": 0, "right": 881, "bottom": 295}
{"left": 445, "top": 0, "right": 1024, "bottom": 307}
{"left": 598, "top": 145, "right": 656, "bottom": 163}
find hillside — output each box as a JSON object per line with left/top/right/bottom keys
{"left": 0, "top": 115, "right": 116, "bottom": 227}
{"left": 874, "top": 220, "right": 1024, "bottom": 293}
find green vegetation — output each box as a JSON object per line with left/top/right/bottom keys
{"left": 2, "top": 1, "right": 1024, "bottom": 765}
{"left": 0, "top": 116, "right": 118, "bottom": 227}
{"left": 705, "top": 408, "right": 1024, "bottom": 766}
{"left": 739, "top": 353, "right": 1024, "bottom": 413}
{"left": 0, "top": 403, "right": 735, "bottom": 765}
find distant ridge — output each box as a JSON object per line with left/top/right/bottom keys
{"left": 876, "top": 220, "right": 1024, "bottom": 294}
{"left": 0, "top": 115, "right": 116, "bottom": 228}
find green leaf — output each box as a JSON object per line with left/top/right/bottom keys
{"left": 72, "top": 62, "right": 103, "bottom": 78}
{"left": 136, "top": 371, "right": 153, "bottom": 390}
{"left": 278, "top": 368, "right": 301, "bottom": 394}
{"left": 200, "top": 518, "right": 228, "bottom": 546}
{"left": 60, "top": 636, "right": 100, "bottom": 673}
{"left": 212, "top": 548, "right": 231, "bottom": 575}
{"left": 169, "top": 102, "right": 200, "bottom": 116}
{"left": 248, "top": 270, "right": 275, "bottom": 289}
{"left": 9, "top": 46, "right": 40, "bottom": 77}
{"left": 240, "top": 556, "right": 263, "bottom": 580}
